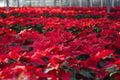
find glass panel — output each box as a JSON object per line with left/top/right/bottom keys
{"left": 93, "top": 0, "right": 100, "bottom": 7}
{"left": 1, "top": 0, "right": 120, "bottom": 7}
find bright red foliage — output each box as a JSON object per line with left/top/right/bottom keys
{"left": 0, "top": 7, "right": 120, "bottom": 80}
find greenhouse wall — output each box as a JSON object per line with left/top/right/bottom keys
{"left": 0, "top": 0, "right": 120, "bottom": 7}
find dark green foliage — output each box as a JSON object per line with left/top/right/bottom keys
{"left": 10, "top": 24, "right": 24, "bottom": 33}
{"left": 103, "top": 75, "right": 116, "bottom": 80}
{"left": 75, "top": 14, "right": 92, "bottom": 19}
{"left": 93, "top": 26, "right": 102, "bottom": 33}
{"left": 0, "top": 12, "right": 7, "bottom": 19}
{"left": 78, "top": 69, "right": 96, "bottom": 80}
{"left": 97, "top": 59, "right": 107, "bottom": 69}
{"left": 34, "top": 24, "right": 44, "bottom": 33}
{"left": 28, "top": 47, "right": 34, "bottom": 51}
{"left": 114, "top": 49, "right": 120, "bottom": 54}
{"left": 22, "top": 46, "right": 34, "bottom": 52}
{"left": 10, "top": 43, "right": 18, "bottom": 46}
{"left": 96, "top": 33, "right": 101, "bottom": 38}
{"left": 26, "top": 25, "right": 32, "bottom": 29}
{"left": 55, "top": 14, "right": 65, "bottom": 18}
{"left": 75, "top": 14, "right": 103, "bottom": 19}
{"left": 67, "top": 27, "right": 81, "bottom": 34}
{"left": 41, "top": 13, "right": 51, "bottom": 17}
{"left": 110, "top": 9, "right": 117, "bottom": 12}
{"left": 8, "top": 59, "right": 16, "bottom": 64}
{"left": 76, "top": 54, "right": 90, "bottom": 61}
{"left": 102, "top": 65, "right": 120, "bottom": 80}
{"left": 23, "top": 39, "right": 33, "bottom": 45}
{"left": 106, "top": 65, "right": 117, "bottom": 73}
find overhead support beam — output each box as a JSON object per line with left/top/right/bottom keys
{"left": 17, "top": 0, "right": 20, "bottom": 7}
{"left": 59, "top": 0, "right": 63, "bottom": 7}
{"left": 111, "top": 0, "right": 114, "bottom": 7}
{"left": 29, "top": 0, "right": 32, "bottom": 6}
{"left": 43, "top": 0, "right": 46, "bottom": 7}
{"left": 79, "top": 0, "right": 82, "bottom": 7}
{"left": 6, "top": 0, "right": 9, "bottom": 11}
{"left": 100, "top": 0, "right": 103, "bottom": 7}
{"left": 90, "top": 0, "right": 93, "bottom": 7}
{"left": 107, "top": 0, "right": 111, "bottom": 13}
{"left": 69, "top": 0, "right": 72, "bottom": 7}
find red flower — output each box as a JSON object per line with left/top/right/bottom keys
{"left": 95, "top": 50, "right": 113, "bottom": 59}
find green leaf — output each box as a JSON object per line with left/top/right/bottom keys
{"left": 10, "top": 24, "right": 24, "bottom": 33}
{"left": 34, "top": 24, "right": 44, "bottom": 33}
{"left": 70, "top": 76, "right": 77, "bottom": 80}
{"left": 97, "top": 59, "right": 107, "bottom": 69}
{"left": 10, "top": 43, "right": 18, "bottom": 46}
{"left": 8, "top": 59, "right": 16, "bottom": 64}
{"left": 55, "top": 14, "right": 65, "bottom": 18}
{"left": 75, "top": 14, "right": 92, "bottom": 19}
{"left": 96, "top": 78, "right": 101, "bottom": 80}
{"left": 70, "top": 68, "right": 77, "bottom": 80}
{"left": 28, "top": 47, "right": 34, "bottom": 51}
{"left": 41, "top": 13, "right": 51, "bottom": 17}
{"left": 0, "top": 12, "right": 7, "bottom": 19}
{"left": 106, "top": 65, "right": 117, "bottom": 73}
{"left": 106, "top": 65, "right": 120, "bottom": 77}
{"left": 21, "top": 46, "right": 34, "bottom": 51}
{"left": 78, "top": 69, "right": 95, "bottom": 80}
{"left": 76, "top": 54, "right": 89, "bottom": 61}
{"left": 26, "top": 25, "right": 32, "bottom": 29}
{"left": 96, "top": 33, "right": 100, "bottom": 38}
{"left": 22, "top": 39, "right": 33, "bottom": 45}
{"left": 0, "top": 36, "right": 3, "bottom": 39}
{"left": 67, "top": 27, "right": 81, "bottom": 34}
{"left": 42, "top": 30, "right": 47, "bottom": 34}
{"left": 93, "top": 26, "right": 101, "bottom": 33}
{"left": 103, "top": 74, "right": 116, "bottom": 80}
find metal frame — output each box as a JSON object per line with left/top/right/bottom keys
{"left": 3, "top": 0, "right": 119, "bottom": 11}
{"left": 17, "top": 0, "right": 20, "bottom": 7}
{"left": 4, "top": 0, "right": 119, "bottom": 7}
{"left": 6, "top": 0, "right": 9, "bottom": 11}
{"left": 111, "top": 0, "right": 114, "bottom": 7}
{"left": 107, "top": 0, "right": 111, "bottom": 12}
{"left": 100, "top": 0, "right": 103, "bottom": 7}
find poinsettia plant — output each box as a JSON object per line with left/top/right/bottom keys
{"left": 0, "top": 7, "right": 120, "bottom": 80}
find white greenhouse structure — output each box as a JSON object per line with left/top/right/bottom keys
{"left": 0, "top": 0, "right": 120, "bottom": 7}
